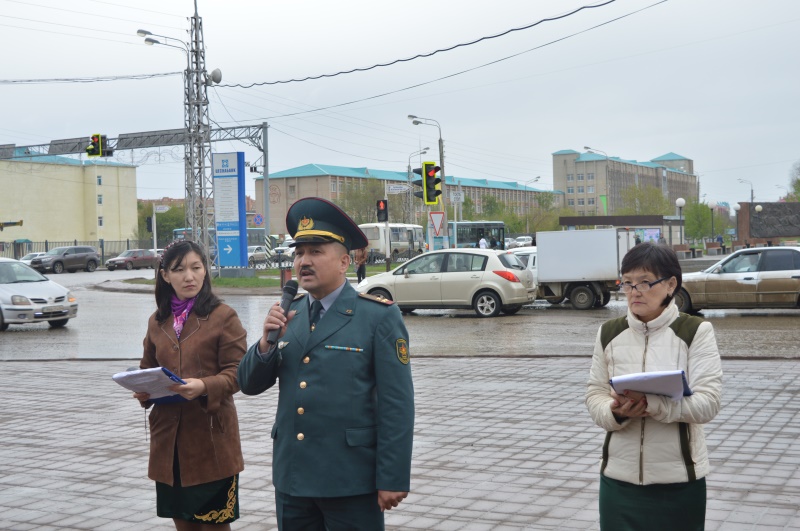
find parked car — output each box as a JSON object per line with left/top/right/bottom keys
{"left": 675, "top": 247, "right": 800, "bottom": 313}
{"left": 105, "top": 249, "right": 157, "bottom": 271}
{"left": 0, "top": 257, "right": 79, "bottom": 330}
{"left": 19, "top": 252, "right": 47, "bottom": 266}
{"left": 356, "top": 249, "right": 536, "bottom": 317}
{"left": 247, "top": 245, "right": 273, "bottom": 267}
{"left": 273, "top": 238, "right": 296, "bottom": 262}
{"left": 30, "top": 246, "right": 101, "bottom": 274}
{"left": 504, "top": 238, "right": 517, "bottom": 250}
{"left": 510, "top": 247, "right": 537, "bottom": 279}
{"left": 515, "top": 235, "right": 534, "bottom": 247}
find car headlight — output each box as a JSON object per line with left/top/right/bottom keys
{"left": 42, "top": 257, "right": 53, "bottom": 262}
{"left": 67, "top": 291, "right": 76, "bottom": 303}
{"left": 11, "top": 295, "right": 31, "bottom": 305}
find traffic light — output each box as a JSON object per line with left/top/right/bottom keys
{"left": 422, "top": 161, "right": 441, "bottom": 205}
{"left": 376, "top": 199, "right": 388, "bottom": 222}
{"left": 146, "top": 216, "right": 153, "bottom": 232}
{"left": 86, "top": 134, "right": 101, "bottom": 157}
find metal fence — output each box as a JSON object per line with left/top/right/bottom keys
{"left": 0, "top": 239, "right": 154, "bottom": 262}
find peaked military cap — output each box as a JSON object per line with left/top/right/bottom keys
{"left": 287, "top": 197, "right": 368, "bottom": 252}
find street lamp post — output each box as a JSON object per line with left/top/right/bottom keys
{"left": 409, "top": 115, "right": 449, "bottom": 248}
{"left": 585, "top": 146, "right": 610, "bottom": 215}
{"left": 407, "top": 147, "right": 429, "bottom": 224}
{"left": 676, "top": 197, "right": 686, "bottom": 244}
{"left": 522, "top": 176, "right": 541, "bottom": 234}
{"left": 738, "top": 178, "right": 754, "bottom": 203}
{"left": 709, "top": 200, "right": 717, "bottom": 242}
{"left": 733, "top": 203, "right": 741, "bottom": 243}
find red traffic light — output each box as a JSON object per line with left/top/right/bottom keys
{"left": 427, "top": 166, "right": 441, "bottom": 177}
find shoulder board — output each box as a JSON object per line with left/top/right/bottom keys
{"left": 293, "top": 293, "right": 307, "bottom": 301}
{"left": 359, "top": 292, "right": 395, "bottom": 305}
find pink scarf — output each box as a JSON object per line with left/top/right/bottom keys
{"left": 171, "top": 295, "right": 196, "bottom": 339}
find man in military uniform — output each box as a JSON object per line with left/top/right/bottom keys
{"left": 238, "top": 197, "right": 415, "bottom": 530}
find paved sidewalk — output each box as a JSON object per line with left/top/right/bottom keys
{"left": 1, "top": 357, "right": 798, "bottom": 530}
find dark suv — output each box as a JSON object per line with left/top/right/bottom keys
{"left": 31, "top": 246, "right": 101, "bottom": 274}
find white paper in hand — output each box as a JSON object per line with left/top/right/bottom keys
{"left": 610, "top": 370, "right": 692, "bottom": 402}
{"left": 112, "top": 367, "right": 185, "bottom": 400}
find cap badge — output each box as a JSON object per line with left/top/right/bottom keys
{"left": 298, "top": 216, "right": 314, "bottom": 232}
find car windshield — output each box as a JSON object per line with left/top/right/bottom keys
{"left": 498, "top": 253, "right": 525, "bottom": 270}
{"left": 21, "top": 253, "right": 40, "bottom": 260}
{"left": 118, "top": 250, "right": 135, "bottom": 257}
{"left": 0, "top": 262, "right": 48, "bottom": 284}
{"left": 248, "top": 247, "right": 257, "bottom": 252}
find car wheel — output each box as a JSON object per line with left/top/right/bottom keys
{"left": 107, "top": 266, "right": 115, "bottom": 271}
{"left": 474, "top": 291, "right": 501, "bottom": 317}
{"left": 0, "top": 313, "right": 8, "bottom": 332}
{"left": 370, "top": 288, "right": 393, "bottom": 301}
{"left": 125, "top": 262, "right": 133, "bottom": 271}
{"left": 570, "top": 285, "right": 596, "bottom": 310}
{"left": 502, "top": 304, "right": 523, "bottom": 315}
{"left": 594, "top": 291, "right": 612, "bottom": 307}
{"left": 49, "top": 319, "right": 69, "bottom": 328}
{"left": 248, "top": 257, "right": 255, "bottom": 268}
{"left": 675, "top": 289, "right": 693, "bottom": 313}
{"left": 86, "top": 260, "right": 97, "bottom": 272}
{"left": 53, "top": 261, "right": 64, "bottom": 274}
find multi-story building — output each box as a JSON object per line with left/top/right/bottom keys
{"left": 255, "top": 164, "right": 556, "bottom": 233}
{"left": 553, "top": 150, "right": 698, "bottom": 216}
{"left": 0, "top": 150, "right": 138, "bottom": 244}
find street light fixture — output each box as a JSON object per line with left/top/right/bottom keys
{"left": 409, "top": 114, "right": 449, "bottom": 248}
{"left": 676, "top": 197, "right": 686, "bottom": 244}
{"left": 738, "top": 178, "right": 754, "bottom": 203}
{"left": 709, "top": 200, "right": 717, "bottom": 242}
{"left": 733, "top": 203, "right": 741, "bottom": 242}
{"left": 522, "top": 176, "right": 541, "bottom": 234}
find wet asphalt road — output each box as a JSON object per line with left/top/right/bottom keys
{"left": 1, "top": 268, "right": 798, "bottom": 361}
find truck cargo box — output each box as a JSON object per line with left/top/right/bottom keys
{"left": 536, "top": 228, "right": 634, "bottom": 283}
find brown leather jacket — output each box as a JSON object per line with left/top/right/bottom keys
{"left": 354, "top": 247, "right": 367, "bottom": 266}
{"left": 140, "top": 303, "right": 247, "bottom": 487}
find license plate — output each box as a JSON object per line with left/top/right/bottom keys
{"left": 43, "top": 305, "right": 64, "bottom": 313}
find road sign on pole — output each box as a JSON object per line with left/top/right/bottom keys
{"left": 387, "top": 184, "right": 410, "bottom": 194}
{"left": 450, "top": 191, "right": 464, "bottom": 203}
{"left": 430, "top": 211, "right": 445, "bottom": 236}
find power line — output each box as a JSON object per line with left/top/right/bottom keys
{"left": 0, "top": 0, "right": 184, "bottom": 30}
{"left": 220, "top": 1, "right": 619, "bottom": 88}
{"left": 0, "top": 72, "right": 181, "bottom": 85}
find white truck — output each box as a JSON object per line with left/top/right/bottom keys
{"left": 534, "top": 228, "right": 635, "bottom": 310}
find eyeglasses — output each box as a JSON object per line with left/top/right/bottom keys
{"left": 620, "top": 277, "right": 669, "bottom": 293}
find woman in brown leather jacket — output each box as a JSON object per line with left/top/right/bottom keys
{"left": 134, "top": 240, "right": 247, "bottom": 530}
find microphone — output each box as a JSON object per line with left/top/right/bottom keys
{"left": 266, "top": 280, "right": 299, "bottom": 346}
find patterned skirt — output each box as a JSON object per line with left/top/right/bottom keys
{"left": 156, "top": 450, "right": 239, "bottom": 524}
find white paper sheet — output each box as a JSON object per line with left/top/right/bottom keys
{"left": 112, "top": 367, "right": 185, "bottom": 399}
{"left": 610, "top": 370, "right": 692, "bottom": 402}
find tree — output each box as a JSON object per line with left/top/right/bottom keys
{"left": 333, "top": 178, "right": 386, "bottom": 225}
{"left": 136, "top": 201, "right": 186, "bottom": 247}
{"left": 616, "top": 185, "right": 672, "bottom": 216}
{"left": 787, "top": 160, "right": 800, "bottom": 201}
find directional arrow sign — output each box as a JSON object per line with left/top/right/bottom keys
{"left": 224, "top": 245, "right": 233, "bottom": 254}
{"left": 154, "top": 205, "right": 171, "bottom": 213}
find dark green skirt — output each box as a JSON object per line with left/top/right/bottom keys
{"left": 156, "top": 450, "right": 239, "bottom": 524}
{"left": 600, "top": 474, "right": 706, "bottom": 531}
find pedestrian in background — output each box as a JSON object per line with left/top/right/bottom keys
{"left": 479, "top": 236, "right": 487, "bottom": 249}
{"left": 354, "top": 245, "right": 368, "bottom": 283}
{"left": 135, "top": 240, "right": 247, "bottom": 530}
{"left": 585, "top": 243, "right": 722, "bottom": 530}
{"left": 238, "top": 197, "right": 415, "bottom": 530}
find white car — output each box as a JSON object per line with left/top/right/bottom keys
{"left": 247, "top": 245, "right": 274, "bottom": 267}
{"left": 515, "top": 236, "right": 534, "bottom": 247}
{"left": 356, "top": 249, "right": 536, "bottom": 317}
{"left": 273, "top": 238, "right": 296, "bottom": 263}
{"left": 19, "top": 252, "right": 47, "bottom": 266}
{"left": 0, "top": 257, "right": 79, "bottom": 331}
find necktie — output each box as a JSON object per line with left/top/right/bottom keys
{"left": 309, "top": 300, "right": 323, "bottom": 332}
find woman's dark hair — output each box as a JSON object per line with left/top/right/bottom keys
{"left": 620, "top": 242, "right": 682, "bottom": 307}
{"left": 155, "top": 240, "right": 220, "bottom": 323}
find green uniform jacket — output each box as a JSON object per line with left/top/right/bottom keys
{"left": 238, "top": 282, "right": 414, "bottom": 497}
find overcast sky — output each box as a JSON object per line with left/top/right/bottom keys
{"left": 2, "top": 0, "right": 798, "bottom": 210}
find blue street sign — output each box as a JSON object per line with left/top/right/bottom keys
{"left": 212, "top": 152, "right": 247, "bottom": 267}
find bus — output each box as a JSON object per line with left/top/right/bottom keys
{"left": 449, "top": 221, "right": 506, "bottom": 249}
{"left": 358, "top": 223, "right": 425, "bottom": 259}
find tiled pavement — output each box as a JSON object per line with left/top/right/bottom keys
{"left": 1, "top": 357, "right": 798, "bottom": 530}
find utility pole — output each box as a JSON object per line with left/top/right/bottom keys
{"left": 262, "top": 122, "right": 270, "bottom": 246}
